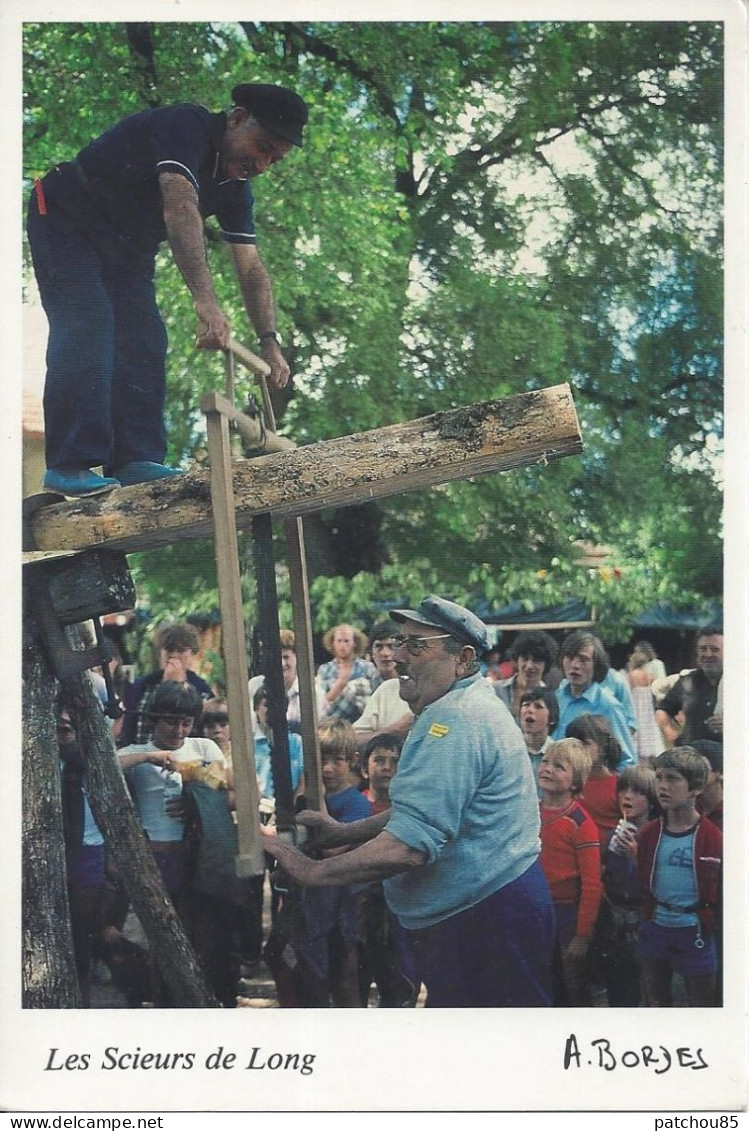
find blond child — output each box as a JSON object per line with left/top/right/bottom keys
{"left": 292, "top": 719, "right": 372, "bottom": 1006}
{"left": 538, "top": 737, "right": 602, "bottom": 1005}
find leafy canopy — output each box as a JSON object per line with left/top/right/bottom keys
{"left": 23, "top": 21, "right": 723, "bottom": 642}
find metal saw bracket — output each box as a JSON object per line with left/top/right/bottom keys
{"left": 23, "top": 549, "right": 135, "bottom": 716}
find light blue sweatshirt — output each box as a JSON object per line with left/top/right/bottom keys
{"left": 384, "top": 674, "right": 541, "bottom": 929}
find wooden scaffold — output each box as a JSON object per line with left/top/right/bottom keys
{"left": 22, "top": 343, "right": 583, "bottom": 1007}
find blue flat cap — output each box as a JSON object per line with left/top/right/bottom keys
{"left": 390, "top": 595, "right": 490, "bottom": 653}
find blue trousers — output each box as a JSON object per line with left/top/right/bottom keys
{"left": 27, "top": 191, "right": 168, "bottom": 472}
{"left": 408, "top": 859, "right": 555, "bottom": 1008}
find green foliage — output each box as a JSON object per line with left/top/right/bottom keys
{"left": 23, "top": 21, "right": 723, "bottom": 641}
{"left": 465, "top": 555, "right": 705, "bottom": 646}
{"left": 306, "top": 544, "right": 705, "bottom": 646}
{"left": 129, "top": 541, "right": 222, "bottom": 622}
{"left": 308, "top": 560, "right": 443, "bottom": 634}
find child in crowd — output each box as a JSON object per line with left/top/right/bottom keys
{"left": 252, "top": 687, "right": 305, "bottom": 805}
{"left": 518, "top": 687, "right": 559, "bottom": 795}
{"left": 198, "top": 698, "right": 232, "bottom": 756}
{"left": 593, "top": 765, "right": 660, "bottom": 1006}
{"left": 691, "top": 739, "right": 724, "bottom": 1001}
{"left": 692, "top": 739, "right": 723, "bottom": 832}
{"left": 566, "top": 714, "right": 621, "bottom": 842}
{"left": 292, "top": 719, "right": 373, "bottom": 1006}
{"left": 118, "top": 681, "right": 227, "bottom": 898}
{"left": 538, "top": 738, "right": 602, "bottom": 1006}
{"left": 361, "top": 733, "right": 402, "bottom": 813}
{"left": 356, "top": 734, "right": 419, "bottom": 1007}
{"left": 118, "top": 680, "right": 236, "bottom": 1006}
{"left": 317, "top": 719, "right": 373, "bottom": 822}
{"left": 636, "top": 747, "right": 722, "bottom": 1007}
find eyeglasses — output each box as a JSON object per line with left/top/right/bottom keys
{"left": 391, "top": 633, "right": 454, "bottom": 656}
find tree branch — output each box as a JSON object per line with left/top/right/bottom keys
{"left": 580, "top": 121, "right": 681, "bottom": 218}
{"left": 249, "top": 22, "right": 404, "bottom": 131}
{"left": 125, "top": 23, "right": 159, "bottom": 108}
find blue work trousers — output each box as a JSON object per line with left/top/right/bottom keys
{"left": 408, "top": 858, "right": 555, "bottom": 1007}
{"left": 27, "top": 192, "right": 168, "bottom": 472}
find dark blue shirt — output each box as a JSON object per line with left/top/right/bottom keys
{"left": 74, "top": 103, "right": 255, "bottom": 255}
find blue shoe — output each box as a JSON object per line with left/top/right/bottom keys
{"left": 43, "top": 468, "right": 121, "bottom": 497}
{"left": 110, "top": 461, "right": 183, "bottom": 486}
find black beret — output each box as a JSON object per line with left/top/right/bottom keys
{"left": 231, "top": 83, "right": 308, "bottom": 147}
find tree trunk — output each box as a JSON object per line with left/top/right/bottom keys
{"left": 22, "top": 606, "right": 80, "bottom": 1008}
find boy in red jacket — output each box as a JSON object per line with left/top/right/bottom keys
{"left": 636, "top": 746, "right": 722, "bottom": 1007}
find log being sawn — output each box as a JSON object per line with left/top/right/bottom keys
{"left": 27, "top": 383, "right": 582, "bottom": 555}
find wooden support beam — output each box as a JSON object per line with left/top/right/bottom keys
{"left": 26, "top": 384, "right": 582, "bottom": 555}
{"left": 204, "top": 403, "right": 265, "bottom": 878}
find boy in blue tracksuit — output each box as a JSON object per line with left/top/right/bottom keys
{"left": 292, "top": 720, "right": 372, "bottom": 1006}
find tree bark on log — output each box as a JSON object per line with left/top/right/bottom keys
{"left": 22, "top": 610, "right": 81, "bottom": 1008}
{"left": 26, "top": 384, "right": 582, "bottom": 555}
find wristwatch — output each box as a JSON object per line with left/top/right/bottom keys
{"left": 258, "top": 330, "right": 280, "bottom": 347}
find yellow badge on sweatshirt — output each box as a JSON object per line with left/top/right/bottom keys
{"left": 429, "top": 723, "right": 449, "bottom": 738}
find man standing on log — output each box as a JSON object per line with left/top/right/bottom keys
{"left": 27, "top": 83, "right": 307, "bottom": 497}
{"left": 264, "top": 595, "right": 555, "bottom": 1007}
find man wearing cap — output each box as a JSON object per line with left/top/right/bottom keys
{"left": 264, "top": 595, "right": 555, "bottom": 1007}
{"left": 27, "top": 83, "right": 307, "bottom": 497}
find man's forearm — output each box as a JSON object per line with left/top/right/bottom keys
{"left": 334, "top": 807, "right": 391, "bottom": 845}
{"left": 229, "top": 243, "right": 290, "bottom": 388}
{"left": 160, "top": 178, "right": 220, "bottom": 306}
{"left": 270, "top": 830, "right": 425, "bottom": 887}
{"left": 232, "top": 247, "right": 277, "bottom": 336}
{"left": 298, "top": 807, "right": 391, "bottom": 848}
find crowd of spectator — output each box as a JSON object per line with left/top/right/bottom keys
{"left": 57, "top": 612, "right": 723, "bottom": 1009}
